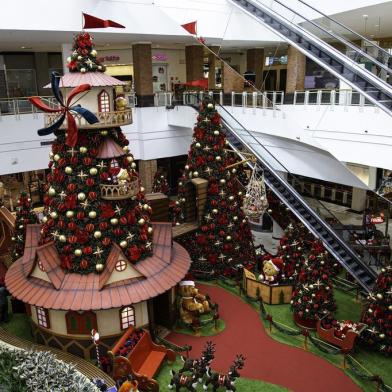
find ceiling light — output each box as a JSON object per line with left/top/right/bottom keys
{"left": 362, "top": 14, "right": 368, "bottom": 18}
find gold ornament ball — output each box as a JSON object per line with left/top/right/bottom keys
{"left": 379, "top": 334, "right": 385, "bottom": 339}
{"left": 96, "top": 263, "right": 104, "bottom": 272}
{"left": 138, "top": 218, "right": 145, "bottom": 225}
{"left": 242, "top": 219, "right": 247, "bottom": 223}
{"left": 120, "top": 240, "right": 128, "bottom": 248}
{"left": 320, "top": 260, "right": 325, "bottom": 265}
{"left": 77, "top": 55, "right": 83, "bottom": 60}
{"left": 376, "top": 293, "right": 383, "bottom": 299}
{"left": 229, "top": 196, "right": 234, "bottom": 201}
{"left": 226, "top": 235, "right": 232, "bottom": 241}
{"left": 48, "top": 187, "right": 56, "bottom": 196}
{"left": 193, "top": 171, "right": 199, "bottom": 177}
{"left": 49, "top": 152, "right": 54, "bottom": 158}
{"left": 212, "top": 209, "right": 218, "bottom": 214}
{"left": 110, "top": 218, "right": 119, "bottom": 225}
{"left": 90, "top": 168, "right": 98, "bottom": 176}
{"left": 123, "top": 146, "right": 129, "bottom": 153}
{"left": 238, "top": 191, "right": 243, "bottom": 196}
{"left": 175, "top": 200, "right": 179, "bottom": 205}
{"left": 140, "top": 186, "right": 145, "bottom": 193}
{"left": 66, "top": 210, "right": 74, "bottom": 218}
{"left": 100, "top": 130, "right": 108, "bottom": 136}
{"left": 131, "top": 162, "right": 137, "bottom": 169}
{"left": 225, "top": 140, "right": 229, "bottom": 145}
{"left": 18, "top": 224, "right": 24, "bottom": 229}
{"left": 127, "top": 156, "right": 134, "bottom": 163}
{"left": 59, "top": 235, "right": 67, "bottom": 242}
{"left": 148, "top": 227, "right": 153, "bottom": 234}
{"left": 77, "top": 192, "right": 86, "bottom": 201}
{"left": 215, "top": 156, "right": 221, "bottom": 161}
{"left": 185, "top": 165, "right": 190, "bottom": 170}
{"left": 207, "top": 103, "right": 214, "bottom": 109}
{"left": 232, "top": 168, "right": 237, "bottom": 174}
{"left": 65, "top": 166, "right": 72, "bottom": 174}
{"left": 309, "top": 284, "right": 314, "bottom": 289}
{"left": 297, "top": 247, "right": 302, "bottom": 251}
{"left": 11, "top": 237, "right": 15, "bottom": 241}
{"left": 79, "top": 146, "right": 88, "bottom": 154}
{"left": 42, "top": 216, "right": 48, "bottom": 223}
{"left": 74, "top": 249, "right": 82, "bottom": 256}
{"left": 388, "top": 305, "right": 392, "bottom": 311}
{"left": 66, "top": 56, "right": 72, "bottom": 63}
{"left": 213, "top": 130, "right": 219, "bottom": 136}
{"left": 368, "top": 308, "right": 373, "bottom": 313}
{"left": 220, "top": 179, "right": 226, "bottom": 184}
{"left": 195, "top": 143, "right": 201, "bottom": 148}
{"left": 94, "top": 231, "right": 102, "bottom": 239}
{"left": 143, "top": 204, "right": 149, "bottom": 211}
{"left": 91, "top": 49, "right": 97, "bottom": 57}
{"left": 50, "top": 211, "right": 58, "bottom": 219}
{"left": 233, "top": 216, "right": 238, "bottom": 221}
{"left": 80, "top": 68, "right": 86, "bottom": 73}
{"left": 181, "top": 198, "right": 186, "bottom": 202}
{"left": 89, "top": 211, "right": 97, "bottom": 219}
{"left": 179, "top": 182, "right": 183, "bottom": 186}
{"left": 53, "top": 154, "right": 60, "bottom": 161}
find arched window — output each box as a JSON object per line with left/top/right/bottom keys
{"left": 98, "top": 90, "right": 110, "bottom": 113}
{"left": 36, "top": 307, "right": 50, "bottom": 328}
{"left": 120, "top": 306, "right": 135, "bottom": 330}
{"left": 66, "top": 311, "right": 97, "bottom": 335}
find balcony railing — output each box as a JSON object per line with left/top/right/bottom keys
{"left": 100, "top": 180, "right": 139, "bottom": 200}
{"left": 44, "top": 108, "right": 132, "bottom": 129}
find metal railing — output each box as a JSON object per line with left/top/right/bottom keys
{"left": 0, "top": 96, "right": 56, "bottom": 118}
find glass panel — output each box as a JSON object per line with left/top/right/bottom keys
{"left": 6, "top": 69, "right": 37, "bottom": 97}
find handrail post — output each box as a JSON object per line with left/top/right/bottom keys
{"left": 231, "top": 91, "right": 235, "bottom": 108}
{"left": 272, "top": 91, "right": 277, "bottom": 106}
{"left": 242, "top": 91, "right": 247, "bottom": 108}
{"left": 316, "top": 90, "right": 322, "bottom": 106}
{"left": 304, "top": 90, "right": 309, "bottom": 105}
{"left": 280, "top": 92, "right": 284, "bottom": 105}
{"left": 219, "top": 91, "right": 223, "bottom": 106}
{"left": 252, "top": 92, "right": 257, "bottom": 108}
{"left": 168, "top": 92, "right": 172, "bottom": 106}
{"left": 330, "top": 90, "right": 336, "bottom": 111}
{"left": 199, "top": 91, "right": 203, "bottom": 102}
{"left": 183, "top": 92, "right": 187, "bottom": 106}
{"left": 293, "top": 91, "right": 297, "bottom": 105}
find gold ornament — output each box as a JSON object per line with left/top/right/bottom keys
{"left": 185, "top": 165, "right": 190, "bottom": 170}
{"left": 229, "top": 196, "right": 234, "bottom": 201}
{"left": 100, "top": 130, "right": 108, "bottom": 136}
{"left": 48, "top": 187, "right": 56, "bottom": 196}
{"left": 59, "top": 235, "right": 66, "bottom": 242}
{"left": 96, "top": 263, "right": 104, "bottom": 272}
{"left": 233, "top": 216, "right": 238, "bottom": 221}
{"left": 77, "top": 192, "right": 86, "bottom": 201}
{"left": 215, "top": 156, "right": 221, "bottom": 161}
{"left": 212, "top": 209, "right": 218, "bottom": 214}
{"left": 193, "top": 171, "right": 199, "bottom": 177}
{"left": 50, "top": 211, "right": 58, "bottom": 219}
{"left": 94, "top": 231, "right": 102, "bottom": 239}
{"left": 91, "top": 49, "right": 97, "bottom": 57}
{"left": 138, "top": 218, "right": 145, "bottom": 225}
{"left": 65, "top": 166, "right": 73, "bottom": 174}
{"left": 379, "top": 334, "right": 385, "bottom": 339}
{"left": 120, "top": 240, "right": 128, "bottom": 248}
{"left": 89, "top": 211, "right": 97, "bottom": 219}
{"left": 89, "top": 168, "right": 98, "bottom": 175}
{"left": 213, "top": 130, "right": 219, "bottom": 136}
{"left": 53, "top": 154, "right": 60, "bottom": 161}
{"left": 42, "top": 216, "right": 48, "bottom": 223}
{"left": 126, "top": 156, "right": 134, "bottom": 162}
{"left": 140, "top": 186, "right": 145, "bottom": 193}
{"left": 66, "top": 210, "right": 74, "bottom": 218}
{"left": 195, "top": 143, "right": 201, "bottom": 148}
{"left": 376, "top": 293, "right": 383, "bottom": 299}
{"left": 79, "top": 146, "right": 88, "bottom": 154}
{"left": 123, "top": 146, "right": 129, "bottom": 153}
{"left": 220, "top": 179, "right": 226, "bottom": 184}
{"left": 110, "top": 218, "right": 119, "bottom": 225}
{"left": 148, "top": 227, "right": 153, "bottom": 234}
{"left": 131, "top": 162, "right": 137, "bottom": 169}
{"left": 74, "top": 249, "right": 82, "bottom": 256}
{"left": 80, "top": 67, "right": 86, "bottom": 73}
{"left": 207, "top": 103, "right": 214, "bottom": 109}
{"left": 143, "top": 204, "right": 149, "bottom": 211}
{"left": 226, "top": 235, "right": 232, "bottom": 241}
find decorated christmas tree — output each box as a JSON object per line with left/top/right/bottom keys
{"left": 152, "top": 169, "right": 170, "bottom": 194}
{"left": 66, "top": 32, "right": 106, "bottom": 73}
{"left": 177, "top": 98, "right": 256, "bottom": 276}
{"left": 291, "top": 249, "right": 336, "bottom": 324}
{"left": 361, "top": 266, "right": 392, "bottom": 355}
{"left": 10, "top": 192, "right": 38, "bottom": 261}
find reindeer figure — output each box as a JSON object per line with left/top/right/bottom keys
{"left": 203, "top": 354, "right": 245, "bottom": 392}
{"left": 194, "top": 341, "right": 216, "bottom": 382}
{"left": 180, "top": 341, "right": 216, "bottom": 376}
{"left": 168, "top": 370, "right": 198, "bottom": 391}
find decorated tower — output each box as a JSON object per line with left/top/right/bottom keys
{"left": 361, "top": 266, "right": 392, "bottom": 355}
{"left": 177, "top": 99, "right": 256, "bottom": 276}
{"left": 5, "top": 33, "right": 190, "bottom": 359}
{"left": 11, "top": 192, "right": 38, "bottom": 262}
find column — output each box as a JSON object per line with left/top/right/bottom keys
{"left": 246, "top": 48, "right": 264, "bottom": 89}
{"left": 132, "top": 43, "right": 154, "bottom": 106}
{"left": 185, "top": 45, "right": 204, "bottom": 82}
{"left": 138, "top": 159, "right": 157, "bottom": 194}
{"left": 34, "top": 53, "right": 50, "bottom": 96}
{"left": 208, "top": 46, "right": 220, "bottom": 89}
{"left": 222, "top": 63, "right": 243, "bottom": 93}
{"left": 286, "top": 45, "right": 306, "bottom": 94}
{"left": 61, "top": 43, "right": 72, "bottom": 74}
{"left": 351, "top": 187, "right": 367, "bottom": 212}
{"left": 368, "top": 166, "right": 378, "bottom": 191}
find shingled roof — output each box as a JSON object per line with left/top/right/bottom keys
{"left": 5, "top": 222, "right": 190, "bottom": 311}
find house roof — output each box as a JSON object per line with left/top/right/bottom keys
{"left": 0, "top": 206, "right": 15, "bottom": 228}
{"left": 44, "top": 72, "right": 127, "bottom": 88}
{"left": 5, "top": 222, "right": 190, "bottom": 311}
{"left": 96, "top": 138, "right": 126, "bottom": 159}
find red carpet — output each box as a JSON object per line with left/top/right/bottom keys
{"left": 167, "top": 284, "right": 361, "bottom": 392}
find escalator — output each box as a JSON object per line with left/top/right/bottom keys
{"left": 183, "top": 95, "right": 377, "bottom": 292}
{"left": 229, "top": 0, "right": 392, "bottom": 116}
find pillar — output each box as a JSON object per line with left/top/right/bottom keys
{"left": 34, "top": 53, "right": 50, "bottom": 95}
{"left": 286, "top": 46, "right": 306, "bottom": 94}
{"left": 208, "top": 46, "right": 220, "bottom": 90}
{"left": 246, "top": 48, "right": 264, "bottom": 89}
{"left": 132, "top": 43, "right": 154, "bottom": 106}
{"left": 61, "top": 43, "right": 72, "bottom": 74}
{"left": 138, "top": 160, "right": 157, "bottom": 194}
{"left": 351, "top": 187, "right": 367, "bottom": 212}
{"left": 222, "top": 63, "right": 243, "bottom": 93}
{"left": 185, "top": 45, "right": 204, "bottom": 82}
{"left": 368, "top": 166, "right": 378, "bottom": 191}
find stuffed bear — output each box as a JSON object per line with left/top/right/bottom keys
{"left": 115, "top": 95, "right": 128, "bottom": 111}
{"left": 258, "top": 257, "right": 284, "bottom": 284}
{"left": 178, "top": 281, "right": 211, "bottom": 325}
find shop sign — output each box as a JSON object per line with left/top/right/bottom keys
{"left": 152, "top": 53, "right": 168, "bottom": 61}
{"left": 371, "top": 216, "right": 384, "bottom": 224}
{"left": 97, "top": 55, "right": 120, "bottom": 62}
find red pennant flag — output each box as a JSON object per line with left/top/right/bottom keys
{"left": 181, "top": 21, "right": 197, "bottom": 35}
{"left": 83, "top": 13, "right": 125, "bottom": 29}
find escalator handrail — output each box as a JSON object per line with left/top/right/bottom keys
{"left": 232, "top": 0, "right": 392, "bottom": 100}
{"left": 265, "top": 0, "right": 392, "bottom": 76}
{"left": 296, "top": 0, "right": 392, "bottom": 61}
{"left": 182, "top": 94, "right": 377, "bottom": 285}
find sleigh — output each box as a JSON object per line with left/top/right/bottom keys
{"left": 316, "top": 319, "right": 366, "bottom": 352}
{"left": 108, "top": 325, "right": 176, "bottom": 391}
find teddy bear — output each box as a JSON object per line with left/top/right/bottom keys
{"left": 178, "top": 281, "right": 211, "bottom": 325}
{"left": 258, "top": 257, "right": 284, "bottom": 284}
{"left": 115, "top": 95, "right": 128, "bottom": 111}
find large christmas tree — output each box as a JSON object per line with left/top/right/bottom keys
{"left": 177, "top": 99, "right": 256, "bottom": 276}
{"left": 361, "top": 266, "right": 392, "bottom": 355}
{"left": 35, "top": 35, "right": 153, "bottom": 274}
{"left": 11, "top": 192, "right": 38, "bottom": 261}
{"left": 291, "top": 247, "right": 336, "bottom": 322}
{"left": 152, "top": 169, "right": 169, "bottom": 195}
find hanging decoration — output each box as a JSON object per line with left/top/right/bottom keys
{"left": 243, "top": 165, "right": 269, "bottom": 219}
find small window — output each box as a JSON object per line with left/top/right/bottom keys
{"left": 66, "top": 311, "right": 97, "bottom": 335}
{"left": 98, "top": 90, "right": 110, "bottom": 113}
{"left": 38, "top": 260, "right": 45, "bottom": 272}
{"left": 115, "top": 259, "right": 127, "bottom": 272}
{"left": 120, "top": 306, "right": 135, "bottom": 330}
{"left": 36, "top": 307, "right": 50, "bottom": 328}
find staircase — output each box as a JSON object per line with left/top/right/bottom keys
{"left": 184, "top": 98, "right": 377, "bottom": 292}
{"left": 229, "top": 0, "right": 392, "bottom": 117}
